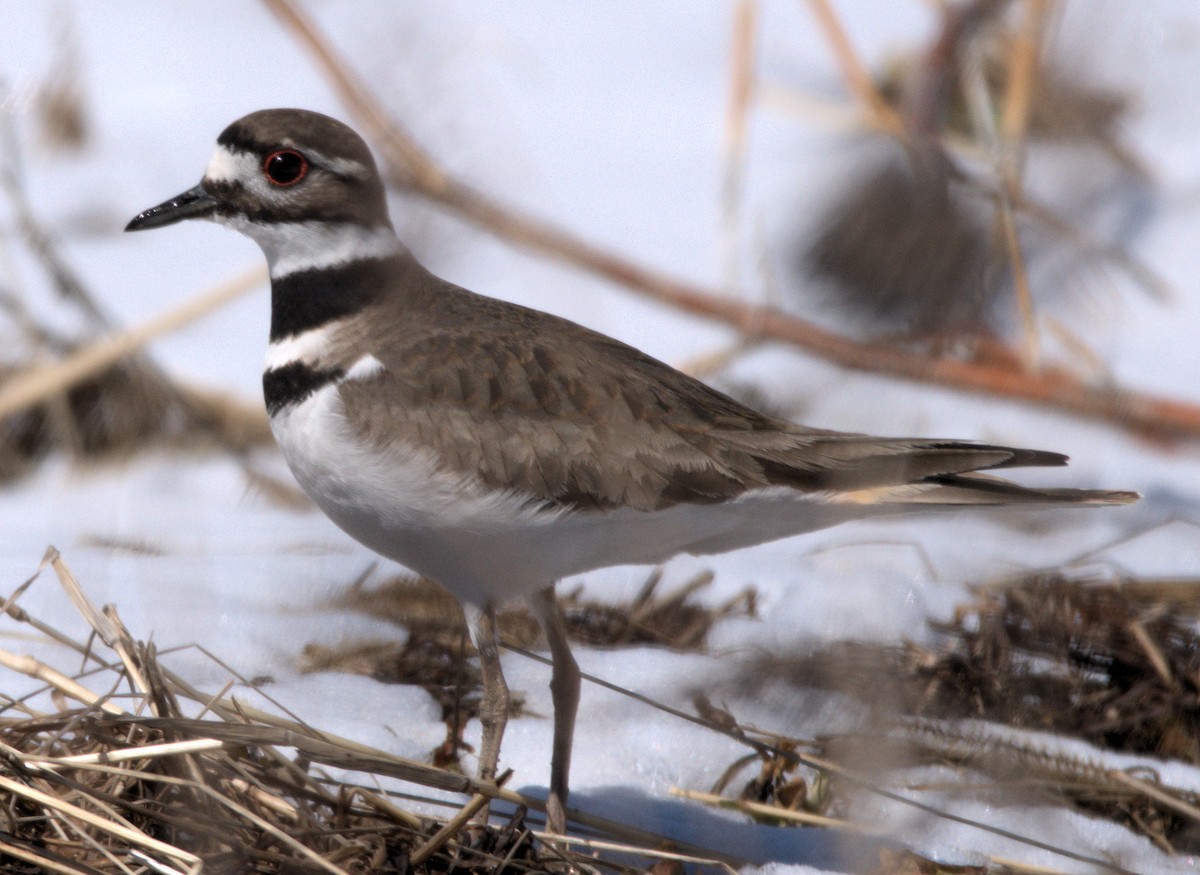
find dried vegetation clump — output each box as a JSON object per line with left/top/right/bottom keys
{"left": 723, "top": 570, "right": 1200, "bottom": 854}
{"left": 0, "top": 325, "right": 273, "bottom": 487}
{"left": 795, "top": 0, "right": 1158, "bottom": 352}
{"left": 304, "top": 570, "right": 757, "bottom": 768}
{"left": 927, "top": 573, "right": 1200, "bottom": 757}
{"left": 1, "top": 550, "right": 732, "bottom": 874}
{"left": 747, "top": 571, "right": 1200, "bottom": 759}
{"left": 8, "top": 549, "right": 1185, "bottom": 873}
{"left": 806, "top": 144, "right": 1001, "bottom": 338}
{"left": 324, "top": 568, "right": 755, "bottom": 655}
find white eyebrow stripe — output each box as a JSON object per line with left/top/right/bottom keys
{"left": 203, "top": 143, "right": 367, "bottom": 185}
{"left": 307, "top": 150, "right": 369, "bottom": 180}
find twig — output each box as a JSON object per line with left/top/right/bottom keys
{"left": 0, "top": 265, "right": 265, "bottom": 422}
{"left": 1000, "top": 0, "right": 1050, "bottom": 165}
{"left": 0, "top": 104, "right": 110, "bottom": 332}
{"left": 0, "top": 773, "right": 201, "bottom": 872}
{"left": 0, "top": 648, "right": 125, "bottom": 716}
{"left": 1107, "top": 768, "right": 1200, "bottom": 826}
{"left": 720, "top": 0, "right": 758, "bottom": 290}
{"left": 1126, "top": 619, "right": 1173, "bottom": 687}
{"left": 531, "top": 832, "right": 739, "bottom": 875}
{"left": 960, "top": 22, "right": 1039, "bottom": 364}
{"left": 671, "top": 786, "right": 877, "bottom": 832}
{"left": 0, "top": 836, "right": 98, "bottom": 875}
{"left": 409, "top": 770, "right": 510, "bottom": 865}
{"left": 906, "top": 0, "right": 1010, "bottom": 136}
{"left": 804, "top": 0, "right": 906, "bottom": 137}
{"left": 21, "top": 738, "right": 229, "bottom": 770}
{"left": 46, "top": 548, "right": 154, "bottom": 702}
{"left": 998, "top": 0, "right": 1051, "bottom": 361}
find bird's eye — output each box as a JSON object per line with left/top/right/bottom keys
{"left": 263, "top": 149, "right": 308, "bottom": 186}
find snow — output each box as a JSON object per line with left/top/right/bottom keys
{"left": 4, "top": 2, "right": 1200, "bottom": 872}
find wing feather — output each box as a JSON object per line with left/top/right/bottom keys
{"left": 331, "top": 277, "right": 1130, "bottom": 512}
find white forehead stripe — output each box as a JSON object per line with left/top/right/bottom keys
{"left": 203, "top": 144, "right": 257, "bottom": 184}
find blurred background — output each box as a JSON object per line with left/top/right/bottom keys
{"left": 3, "top": 2, "right": 1200, "bottom": 872}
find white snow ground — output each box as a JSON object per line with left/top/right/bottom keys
{"left": 3, "top": 2, "right": 1200, "bottom": 872}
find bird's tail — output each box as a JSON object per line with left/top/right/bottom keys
{"left": 838, "top": 473, "right": 1139, "bottom": 507}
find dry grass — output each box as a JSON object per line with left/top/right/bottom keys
{"left": 303, "top": 570, "right": 757, "bottom": 770}
{"left": 723, "top": 568, "right": 1200, "bottom": 856}
{"left": 1, "top": 549, "right": 1184, "bottom": 874}
{"left": 0, "top": 550, "right": 745, "bottom": 874}
{"left": 328, "top": 569, "right": 755, "bottom": 653}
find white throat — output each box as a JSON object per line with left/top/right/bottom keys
{"left": 227, "top": 217, "right": 405, "bottom": 279}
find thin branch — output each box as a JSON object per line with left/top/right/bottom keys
{"left": 804, "top": 0, "right": 907, "bottom": 138}
{"left": 905, "top": 0, "right": 1010, "bottom": 136}
{"left": 0, "top": 266, "right": 265, "bottom": 422}
{"left": 720, "top": 0, "right": 758, "bottom": 290}
{"left": 259, "top": 0, "right": 1200, "bottom": 442}
{"left": 1001, "top": 0, "right": 1051, "bottom": 164}
{"left": 954, "top": 8, "right": 1038, "bottom": 363}
{"left": 0, "top": 105, "right": 110, "bottom": 333}
{"left": 997, "top": 0, "right": 1051, "bottom": 360}
{"left": 409, "top": 771, "right": 509, "bottom": 866}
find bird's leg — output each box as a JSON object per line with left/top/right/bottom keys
{"left": 528, "top": 584, "right": 580, "bottom": 834}
{"left": 468, "top": 602, "right": 509, "bottom": 821}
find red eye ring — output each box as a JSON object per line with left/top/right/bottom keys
{"left": 263, "top": 149, "right": 308, "bottom": 186}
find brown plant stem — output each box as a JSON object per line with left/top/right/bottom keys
{"left": 805, "top": 0, "right": 907, "bottom": 138}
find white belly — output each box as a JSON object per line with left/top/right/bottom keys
{"left": 269, "top": 385, "right": 877, "bottom": 606}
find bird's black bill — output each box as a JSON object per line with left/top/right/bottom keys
{"left": 125, "top": 184, "right": 218, "bottom": 232}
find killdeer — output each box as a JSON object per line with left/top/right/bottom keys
{"left": 126, "top": 108, "right": 1136, "bottom": 833}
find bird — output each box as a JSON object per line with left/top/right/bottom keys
{"left": 126, "top": 108, "right": 1136, "bottom": 834}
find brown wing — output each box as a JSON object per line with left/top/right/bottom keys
{"left": 333, "top": 282, "right": 1074, "bottom": 513}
